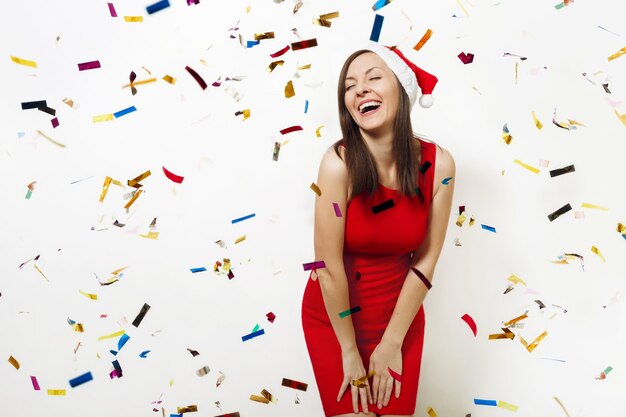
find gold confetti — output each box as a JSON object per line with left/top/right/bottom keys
{"left": 234, "top": 235, "right": 246, "bottom": 244}
{"left": 312, "top": 18, "right": 332, "bottom": 27}
{"left": 297, "top": 64, "right": 311, "bottom": 70}
{"left": 47, "top": 389, "right": 66, "bottom": 396}
{"left": 615, "top": 109, "right": 626, "bottom": 126}
{"left": 122, "top": 77, "right": 157, "bottom": 88}
{"left": 124, "top": 16, "right": 143, "bottom": 22}
{"left": 520, "top": 330, "right": 547, "bottom": 352}
{"left": 124, "top": 189, "right": 143, "bottom": 210}
{"left": 618, "top": 223, "right": 625, "bottom": 233}
{"left": 507, "top": 274, "right": 527, "bottom": 286}
{"left": 427, "top": 407, "right": 438, "bottom": 417}
{"left": 513, "top": 159, "right": 540, "bottom": 174}
{"left": 414, "top": 29, "right": 433, "bottom": 51}
{"left": 469, "top": 215, "right": 475, "bottom": 226}
{"left": 498, "top": 400, "right": 519, "bottom": 411}
{"left": 581, "top": 202, "right": 608, "bottom": 211}
{"left": 591, "top": 246, "right": 606, "bottom": 262}
{"left": 607, "top": 46, "right": 626, "bottom": 62}
{"left": 532, "top": 111, "right": 543, "bottom": 129}
{"left": 8, "top": 355, "right": 20, "bottom": 370}
{"left": 504, "top": 313, "right": 527, "bottom": 327}
{"left": 254, "top": 32, "right": 275, "bottom": 41}
{"left": 162, "top": 75, "right": 176, "bottom": 84}
{"left": 139, "top": 231, "right": 160, "bottom": 239}
{"left": 553, "top": 396, "right": 571, "bottom": 417}
{"left": 11, "top": 55, "right": 37, "bottom": 68}
{"left": 79, "top": 290, "right": 98, "bottom": 300}
{"left": 315, "top": 125, "right": 324, "bottom": 137}
{"left": 489, "top": 328, "right": 515, "bottom": 340}
{"left": 285, "top": 80, "right": 295, "bottom": 98}
{"left": 128, "top": 170, "right": 151, "bottom": 188}
{"left": 176, "top": 405, "right": 198, "bottom": 413}
{"left": 93, "top": 114, "right": 114, "bottom": 123}
{"left": 36, "top": 130, "right": 66, "bottom": 147}
{"left": 62, "top": 98, "right": 75, "bottom": 108}
{"left": 310, "top": 182, "right": 321, "bottom": 196}
{"left": 250, "top": 395, "right": 270, "bottom": 404}
{"left": 320, "top": 11, "right": 339, "bottom": 20}
{"left": 34, "top": 264, "right": 49, "bottom": 282}
{"left": 456, "top": 212, "right": 466, "bottom": 227}
{"left": 98, "top": 329, "right": 126, "bottom": 341}
{"left": 268, "top": 61, "right": 284, "bottom": 72}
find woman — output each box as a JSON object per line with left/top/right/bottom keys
{"left": 301, "top": 43, "right": 456, "bottom": 417}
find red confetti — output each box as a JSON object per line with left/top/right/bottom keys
{"left": 461, "top": 313, "right": 477, "bottom": 337}
{"left": 185, "top": 65, "right": 207, "bottom": 90}
{"left": 270, "top": 45, "right": 291, "bottom": 58}
{"left": 162, "top": 166, "right": 184, "bottom": 184}
{"left": 266, "top": 312, "right": 276, "bottom": 323}
{"left": 51, "top": 117, "right": 59, "bottom": 128}
{"left": 280, "top": 125, "right": 303, "bottom": 135}
{"left": 291, "top": 38, "right": 318, "bottom": 51}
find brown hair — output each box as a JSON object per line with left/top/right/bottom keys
{"left": 333, "top": 49, "right": 433, "bottom": 201}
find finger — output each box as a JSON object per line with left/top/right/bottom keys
{"left": 377, "top": 377, "right": 386, "bottom": 408}
{"left": 337, "top": 379, "right": 348, "bottom": 402}
{"left": 371, "top": 374, "right": 380, "bottom": 404}
{"left": 360, "top": 386, "right": 369, "bottom": 414}
{"left": 367, "top": 381, "right": 374, "bottom": 405}
{"left": 395, "top": 379, "right": 402, "bottom": 398}
{"left": 351, "top": 385, "right": 359, "bottom": 414}
{"left": 383, "top": 377, "right": 393, "bottom": 406}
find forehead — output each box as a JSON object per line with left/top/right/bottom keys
{"left": 345, "top": 52, "right": 390, "bottom": 78}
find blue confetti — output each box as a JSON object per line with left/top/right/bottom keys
{"left": 231, "top": 213, "right": 255, "bottom": 224}
{"left": 242, "top": 328, "right": 265, "bottom": 342}
{"left": 247, "top": 40, "right": 260, "bottom": 48}
{"left": 146, "top": 0, "right": 170, "bottom": 14}
{"left": 442, "top": 176, "right": 453, "bottom": 185}
{"left": 370, "top": 14, "right": 384, "bottom": 42}
{"left": 69, "top": 371, "right": 93, "bottom": 387}
{"left": 372, "top": 0, "right": 391, "bottom": 11}
{"left": 304, "top": 99, "right": 309, "bottom": 113}
{"left": 474, "top": 398, "right": 497, "bottom": 406}
{"left": 139, "top": 350, "right": 151, "bottom": 358}
{"left": 190, "top": 267, "right": 207, "bottom": 273}
{"left": 113, "top": 106, "right": 137, "bottom": 118}
{"left": 481, "top": 224, "right": 496, "bottom": 233}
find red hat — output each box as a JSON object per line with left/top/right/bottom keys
{"left": 364, "top": 43, "right": 438, "bottom": 108}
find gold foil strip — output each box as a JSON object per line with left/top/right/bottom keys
{"left": 8, "top": 355, "right": 20, "bottom": 369}
{"left": 312, "top": 18, "right": 332, "bottom": 27}
{"left": 234, "top": 235, "right": 246, "bottom": 244}
{"left": 250, "top": 395, "right": 270, "bottom": 404}
{"left": 139, "top": 231, "right": 160, "bottom": 239}
{"left": 36, "top": 130, "right": 66, "bottom": 147}
{"left": 254, "top": 32, "right": 275, "bottom": 40}
{"left": 414, "top": 29, "right": 433, "bottom": 51}
{"left": 591, "top": 246, "right": 606, "bottom": 262}
{"left": 34, "top": 264, "right": 49, "bottom": 282}
{"left": 93, "top": 114, "right": 114, "bottom": 122}
{"left": 607, "top": 46, "right": 626, "bottom": 62}
{"left": 261, "top": 389, "right": 276, "bottom": 402}
{"left": 79, "top": 290, "right": 98, "bottom": 300}
{"left": 11, "top": 55, "right": 38, "bottom": 68}
{"left": 123, "top": 77, "right": 157, "bottom": 87}
{"left": 47, "top": 389, "right": 66, "bottom": 396}
{"left": 503, "top": 313, "right": 527, "bottom": 327}
{"left": 456, "top": 212, "right": 466, "bottom": 227}
{"left": 98, "top": 329, "right": 125, "bottom": 341}
{"left": 162, "top": 75, "right": 176, "bottom": 84}
{"left": 488, "top": 328, "right": 515, "bottom": 340}
{"left": 507, "top": 274, "right": 527, "bottom": 286}
{"left": 532, "top": 111, "right": 543, "bottom": 129}
{"left": 124, "top": 16, "right": 143, "bottom": 22}
{"left": 285, "top": 80, "right": 295, "bottom": 98}
{"left": 320, "top": 11, "right": 339, "bottom": 20}
{"left": 128, "top": 170, "right": 151, "bottom": 188}
{"left": 427, "top": 407, "right": 438, "bottom": 417}
{"left": 513, "top": 159, "right": 540, "bottom": 174}
{"left": 268, "top": 61, "right": 284, "bottom": 72}
{"left": 176, "top": 405, "right": 198, "bottom": 413}
{"left": 124, "top": 189, "right": 143, "bottom": 209}
{"left": 521, "top": 330, "right": 547, "bottom": 352}
{"left": 581, "top": 202, "right": 608, "bottom": 211}
{"left": 310, "top": 183, "right": 322, "bottom": 196}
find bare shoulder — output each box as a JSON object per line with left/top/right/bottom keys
{"left": 317, "top": 142, "right": 350, "bottom": 201}
{"left": 319, "top": 143, "right": 348, "bottom": 177}
{"left": 433, "top": 144, "right": 456, "bottom": 197}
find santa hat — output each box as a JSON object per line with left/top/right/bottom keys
{"left": 364, "top": 43, "right": 438, "bottom": 108}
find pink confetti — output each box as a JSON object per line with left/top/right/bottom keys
{"left": 78, "top": 61, "right": 101, "bottom": 71}
{"left": 30, "top": 376, "right": 41, "bottom": 390}
{"left": 51, "top": 117, "right": 59, "bottom": 128}
{"left": 333, "top": 202, "right": 342, "bottom": 217}
{"left": 107, "top": 2, "right": 118, "bottom": 17}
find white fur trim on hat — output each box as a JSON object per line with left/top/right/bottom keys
{"left": 364, "top": 43, "right": 419, "bottom": 108}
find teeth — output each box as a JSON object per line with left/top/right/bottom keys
{"left": 359, "top": 101, "right": 381, "bottom": 113}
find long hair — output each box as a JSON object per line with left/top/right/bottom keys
{"left": 333, "top": 49, "right": 433, "bottom": 201}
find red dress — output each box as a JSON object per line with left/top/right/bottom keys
{"left": 301, "top": 138, "right": 436, "bottom": 416}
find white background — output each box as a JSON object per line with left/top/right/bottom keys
{"left": 1, "top": 0, "right": 626, "bottom": 416}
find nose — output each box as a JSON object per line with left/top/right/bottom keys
{"left": 355, "top": 81, "right": 369, "bottom": 95}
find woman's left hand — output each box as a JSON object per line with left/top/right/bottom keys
{"left": 368, "top": 341, "right": 402, "bottom": 408}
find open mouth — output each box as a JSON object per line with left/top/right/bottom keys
{"left": 359, "top": 101, "right": 381, "bottom": 115}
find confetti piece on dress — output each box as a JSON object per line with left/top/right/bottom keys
{"left": 339, "top": 306, "right": 362, "bottom": 318}
{"left": 427, "top": 407, "right": 437, "bottom": 417}
{"left": 474, "top": 399, "right": 497, "bottom": 406}
{"left": 162, "top": 166, "right": 184, "bottom": 183}
{"left": 414, "top": 29, "right": 433, "bottom": 51}
{"left": 242, "top": 328, "right": 265, "bottom": 342}
{"left": 532, "top": 111, "right": 543, "bottom": 129}
{"left": 11, "top": 55, "right": 37, "bottom": 68}
{"left": 266, "top": 312, "right": 276, "bottom": 323}
{"left": 146, "top": 0, "right": 170, "bottom": 14}
{"left": 591, "top": 246, "right": 606, "bottom": 262}
{"left": 185, "top": 66, "right": 207, "bottom": 89}
{"left": 177, "top": 405, "right": 198, "bottom": 413}
{"left": 441, "top": 177, "right": 453, "bottom": 185}
{"left": 371, "top": 199, "right": 395, "bottom": 214}
{"left": 196, "top": 366, "right": 211, "bottom": 377}
{"left": 30, "top": 376, "right": 41, "bottom": 390}
{"left": 607, "top": 46, "right": 626, "bottom": 62}
{"left": 303, "top": 260, "right": 325, "bottom": 271}
{"left": 79, "top": 289, "right": 98, "bottom": 300}
{"left": 333, "top": 202, "right": 342, "bottom": 217}
{"left": 497, "top": 401, "right": 518, "bottom": 411}
{"left": 98, "top": 329, "right": 125, "bottom": 341}
{"left": 548, "top": 203, "right": 572, "bottom": 222}
{"left": 481, "top": 224, "right": 496, "bottom": 233}
{"left": 231, "top": 213, "right": 255, "bottom": 224}
{"left": 47, "top": 389, "right": 66, "bottom": 396}
{"left": 369, "top": 14, "right": 384, "bottom": 42}
{"left": 315, "top": 125, "right": 324, "bottom": 137}
{"left": 282, "top": 378, "right": 308, "bottom": 391}
{"left": 69, "top": 371, "right": 93, "bottom": 387}
{"left": 77, "top": 60, "right": 101, "bottom": 71}
{"left": 310, "top": 182, "right": 321, "bottom": 196}
{"left": 8, "top": 355, "right": 20, "bottom": 370}
{"left": 280, "top": 125, "right": 303, "bottom": 135}
{"left": 513, "top": 159, "right": 540, "bottom": 174}
{"left": 549, "top": 165, "right": 575, "bottom": 177}
{"left": 107, "top": 2, "right": 117, "bottom": 17}
{"left": 291, "top": 39, "right": 318, "bottom": 51}
{"left": 132, "top": 303, "right": 151, "bottom": 327}
{"left": 581, "top": 202, "right": 608, "bottom": 211}
{"left": 461, "top": 314, "right": 477, "bottom": 336}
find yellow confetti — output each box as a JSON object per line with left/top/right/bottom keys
{"left": 315, "top": 125, "right": 324, "bottom": 137}
{"left": 34, "top": 264, "right": 49, "bottom": 282}
{"left": 124, "top": 190, "right": 143, "bottom": 209}
{"left": 246, "top": 4, "right": 251, "bottom": 13}
{"left": 8, "top": 355, "right": 20, "bottom": 370}
{"left": 468, "top": 214, "right": 475, "bottom": 226}
{"left": 618, "top": 223, "right": 625, "bottom": 233}
{"left": 11, "top": 55, "right": 38, "bottom": 68}
{"left": 456, "top": 212, "right": 466, "bottom": 227}
{"left": 98, "top": 329, "right": 126, "bottom": 341}
{"left": 36, "top": 130, "right": 66, "bottom": 147}
{"left": 47, "top": 389, "right": 66, "bottom": 396}
{"left": 607, "top": 46, "right": 626, "bottom": 62}
{"left": 124, "top": 16, "right": 143, "bottom": 22}
{"left": 488, "top": 328, "right": 515, "bottom": 340}
{"left": 122, "top": 77, "right": 157, "bottom": 88}
{"left": 169, "top": 379, "right": 175, "bottom": 387}
{"left": 310, "top": 182, "right": 322, "bottom": 196}
{"left": 297, "top": 64, "right": 311, "bottom": 70}
{"left": 79, "top": 290, "right": 98, "bottom": 300}
{"left": 504, "top": 313, "right": 527, "bottom": 327}
{"left": 128, "top": 170, "right": 151, "bottom": 188}
{"left": 254, "top": 32, "right": 275, "bottom": 41}
{"left": 513, "top": 159, "right": 540, "bottom": 174}
{"left": 498, "top": 400, "right": 519, "bottom": 412}
{"left": 312, "top": 18, "right": 332, "bottom": 27}
{"left": 177, "top": 405, "right": 198, "bottom": 413}
{"left": 427, "top": 407, "right": 438, "bottom": 417}
{"left": 581, "top": 202, "right": 608, "bottom": 211}
{"left": 250, "top": 395, "right": 270, "bottom": 404}
{"left": 234, "top": 235, "right": 246, "bottom": 244}
{"left": 591, "top": 246, "right": 606, "bottom": 262}
{"left": 268, "top": 61, "right": 284, "bottom": 72}
{"left": 515, "top": 61, "right": 518, "bottom": 84}
{"left": 520, "top": 330, "right": 547, "bottom": 352}
{"left": 285, "top": 80, "right": 295, "bottom": 98}
{"left": 320, "top": 11, "right": 339, "bottom": 20}
{"left": 99, "top": 177, "right": 112, "bottom": 203}
{"left": 72, "top": 323, "right": 84, "bottom": 332}
{"left": 455, "top": 0, "right": 470, "bottom": 16}
{"left": 615, "top": 109, "right": 626, "bottom": 126}
{"left": 414, "top": 29, "right": 433, "bottom": 51}
{"left": 507, "top": 274, "right": 527, "bottom": 286}
{"left": 93, "top": 114, "right": 114, "bottom": 123}
{"left": 162, "top": 75, "right": 176, "bottom": 84}
{"left": 139, "top": 231, "right": 160, "bottom": 239}
{"left": 553, "top": 396, "right": 571, "bottom": 417}
{"left": 532, "top": 111, "right": 543, "bottom": 129}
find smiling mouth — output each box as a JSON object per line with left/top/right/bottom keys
{"left": 359, "top": 101, "right": 382, "bottom": 115}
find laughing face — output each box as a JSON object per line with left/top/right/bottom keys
{"left": 343, "top": 51, "right": 401, "bottom": 136}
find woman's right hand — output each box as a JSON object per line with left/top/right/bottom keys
{"left": 337, "top": 347, "right": 372, "bottom": 414}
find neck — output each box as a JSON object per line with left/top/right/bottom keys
{"left": 360, "top": 127, "right": 394, "bottom": 169}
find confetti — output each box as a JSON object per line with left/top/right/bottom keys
{"left": 498, "top": 401, "right": 519, "bottom": 411}
{"left": 47, "top": 389, "right": 66, "bottom": 396}
{"left": 282, "top": 378, "right": 308, "bottom": 391}
{"left": 532, "top": 111, "right": 543, "bottom": 129}
{"left": 595, "top": 366, "right": 613, "bottom": 380}
{"left": 190, "top": 267, "right": 207, "bottom": 273}
{"left": 196, "top": 366, "right": 211, "bottom": 377}
{"left": 177, "top": 405, "right": 198, "bottom": 413}
{"left": 369, "top": 14, "right": 384, "bottom": 42}
{"left": 372, "top": 0, "right": 392, "bottom": 11}
{"left": 549, "top": 165, "right": 575, "bottom": 177}
{"left": 371, "top": 199, "right": 395, "bottom": 214}
{"left": 388, "top": 367, "right": 401, "bottom": 382}
{"left": 285, "top": 80, "right": 295, "bottom": 98}
{"left": 8, "top": 355, "right": 20, "bottom": 370}
{"left": 234, "top": 235, "right": 246, "bottom": 244}
{"left": 33, "top": 264, "right": 49, "bottom": 281}
{"left": 146, "top": 0, "right": 170, "bottom": 14}
{"left": 107, "top": 2, "right": 117, "bottom": 17}
{"left": 520, "top": 330, "right": 547, "bottom": 352}
{"left": 11, "top": 55, "right": 37, "bottom": 68}
{"left": 502, "top": 123, "right": 512, "bottom": 144}
{"left": 414, "top": 29, "right": 433, "bottom": 51}
{"left": 231, "top": 213, "right": 255, "bottom": 224}
{"left": 310, "top": 182, "right": 321, "bottom": 196}
{"left": 333, "top": 202, "right": 342, "bottom": 217}
{"left": 291, "top": 39, "right": 318, "bottom": 51}
{"left": 216, "top": 371, "right": 226, "bottom": 387}
{"left": 250, "top": 395, "right": 270, "bottom": 404}
{"left": 187, "top": 348, "right": 200, "bottom": 357}
{"left": 216, "top": 413, "right": 240, "bottom": 417}
{"left": 302, "top": 260, "right": 325, "bottom": 271}
{"left": 242, "top": 328, "right": 265, "bottom": 342}
{"left": 270, "top": 45, "right": 290, "bottom": 58}
{"left": 481, "top": 224, "right": 496, "bottom": 233}
{"left": 503, "top": 313, "right": 527, "bottom": 326}
{"left": 162, "top": 74, "right": 176, "bottom": 84}
{"left": 139, "top": 350, "right": 151, "bottom": 358}
{"left": 461, "top": 314, "right": 477, "bottom": 336}
{"left": 458, "top": 52, "right": 474, "bottom": 64}
{"left": 79, "top": 289, "right": 98, "bottom": 300}
{"left": 591, "top": 246, "right": 606, "bottom": 262}
{"left": 98, "top": 329, "right": 126, "bottom": 341}
{"left": 113, "top": 106, "right": 136, "bottom": 118}
{"left": 315, "top": 125, "right": 324, "bottom": 137}
{"left": 124, "top": 16, "right": 143, "bottom": 22}
{"left": 607, "top": 46, "right": 626, "bottom": 62}
{"left": 132, "top": 303, "right": 151, "bottom": 327}
{"left": 339, "top": 306, "right": 362, "bottom": 318}
{"left": 427, "top": 407, "right": 438, "bottom": 417}
{"left": 553, "top": 397, "right": 571, "bottom": 417}
{"left": 474, "top": 399, "right": 497, "bottom": 406}
{"left": 123, "top": 189, "right": 143, "bottom": 209}
{"left": 30, "top": 376, "right": 41, "bottom": 390}
{"left": 442, "top": 177, "right": 453, "bottom": 185}
{"left": 77, "top": 60, "right": 101, "bottom": 71}
{"left": 456, "top": 213, "right": 466, "bottom": 227}
{"left": 489, "top": 328, "right": 515, "bottom": 340}
{"left": 185, "top": 65, "right": 207, "bottom": 89}
{"left": 93, "top": 114, "right": 114, "bottom": 122}
{"left": 280, "top": 125, "right": 303, "bottom": 135}
{"left": 162, "top": 166, "right": 184, "bottom": 183}
{"left": 581, "top": 202, "right": 608, "bottom": 211}
{"left": 548, "top": 203, "right": 572, "bottom": 222}
{"left": 266, "top": 312, "right": 276, "bottom": 323}
{"left": 51, "top": 117, "right": 59, "bottom": 128}
{"left": 513, "top": 159, "right": 540, "bottom": 174}
{"left": 69, "top": 371, "right": 93, "bottom": 388}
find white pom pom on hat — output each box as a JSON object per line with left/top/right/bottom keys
{"left": 364, "top": 43, "right": 438, "bottom": 109}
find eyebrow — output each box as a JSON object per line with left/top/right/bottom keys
{"left": 345, "top": 66, "right": 383, "bottom": 82}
